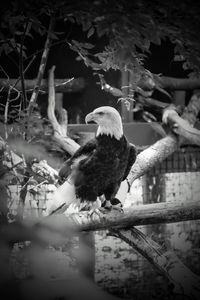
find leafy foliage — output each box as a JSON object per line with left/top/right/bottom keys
{"left": 1, "top": 0, "right": 200, "bottom": 129}
{"left": 0, "top": 0, "right": 200, "bottom": 74}
{"left": 62, "top": 0, "right": 200, "bottom": 74}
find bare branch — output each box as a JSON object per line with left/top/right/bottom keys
{"left": 127, "top": 91, "right": 200, "bottom": 188}
{"left": 0, "top": 77, "right": 86, "bottom": 93}
{"left": 28, "top": 16, "right": 54, "bottom": 116}
{"left": 162, "top": 105, "right": 200, "bottom": 145}
{"left": 16, "top": 170, "right": 30, "bottom": 221}
{"left": 19, "top": 19, "right": 30, "bottom": 110}
{"left": 47, "top": 66, "right": 80, "bottom": 155}
{"left": 155, "top": 75, "right": 200, "bottom": 91}
{"left": 47, "top": 66, "right": 61, "bottom": 133}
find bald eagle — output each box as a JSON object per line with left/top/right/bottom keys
{"left": 48, "top": 106, "right": 136, "bottom": 214}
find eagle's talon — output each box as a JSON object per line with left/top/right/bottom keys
{"left": 112, "top": 205, "right": 124, "bottom": 213}
{"left": 99, "top": 207, "right": 112, "bottom": 213}
{"left": 89, "top": 208, "right": 106, "bottom": 219}
{"left": 101, "top": 200, "right": 112, "bottom": 210}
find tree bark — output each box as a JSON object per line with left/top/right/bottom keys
{"left": 127, "top": 91, "right": 200, "bottom": 187}
{"left": 162, "top": 105, "right": 200, "bottom": 146}
{"left": 47, "top": 66, "right": 80, "bottom": 155}
{"left": 155, "top": 75, "right": 200, "bottom": 91}
{"left": 37, "top": 199, "right": 200, "bottom": 232}
{"left": 110, "top": 227, "right": 200, "bottom": 299}
{"left": 0, "top": 198, "right": 200, "bottom": 244}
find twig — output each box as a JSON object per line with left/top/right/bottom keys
{"left": 4, "top": 87, "right": 11, "bottom": 140}
{"left": 28, "top": 16, "right": 54, "bottom": 116}
{"left": 19, "top": 19, "right": 30, "bottom": 111}
{"left": 16, "top": 171, "right": 31, "bottom": 221}
{"left": 9, "top": 55, "right": 37, "bottom": 94}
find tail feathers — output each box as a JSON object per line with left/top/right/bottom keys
{"left": 46, "top": 179, "right": 102, "bottom": 215}
{"left": 114, "top": 180, "right": 130, "bottom": 206}
{"left": 46, "top": 180, "right": 77, "bottom": 215}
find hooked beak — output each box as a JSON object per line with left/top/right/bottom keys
{"left": 85, "top": 112, "right": 96, "bottom": 124}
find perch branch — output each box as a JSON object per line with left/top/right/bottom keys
{"left": 38, "top": 199, "right": 200, "bottom": 232}
{"left": 1, "top": 198, "right": 200, "bottom": 243}
{"left": 1, "top": 200, "right": 200, "bottom": 299}
{"left": 2, "top": 199, "right": 200, "bottom": 299}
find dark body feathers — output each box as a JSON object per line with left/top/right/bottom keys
{"left": 59, "top": 134, "right": 137, "bottom": 203}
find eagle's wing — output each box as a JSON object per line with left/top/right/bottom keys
{"left": 59, "top": 139, "right": 97, "bottom": 181}
{"left": 46, "top": 139, "right": 98, "bottom": 214}
{"left": 123, "top": 143, "right": 137, "bottom": 180}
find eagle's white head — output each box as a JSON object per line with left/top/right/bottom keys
{"left": 85, "top": 106, "right": 123, "bottom": 140}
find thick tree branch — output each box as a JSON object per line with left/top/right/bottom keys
{"left": 155, "top": 75, "right": 200, "bottom": 91}
{"left": 110, "top": 228, "right": 200, "bottom": 299}
{"left": 38, "top": 199, "right": 200, "bottom": 232}
{"left": 1, "top": 198, "right": 199, "bottom": 244}
{"left": 138, "top": 96, "right": 169, "bottom": 109}
{"left": 2, "top": 197, "right": 200, "bottom": 298}
{"left": 47, "top": 66, "right": 80, "bottom": 155}
{"left": 162, "top": 105, "right": 200, "bottom": 145}
{"left": 127, "top": 91, "right": 200, "bottom": 187}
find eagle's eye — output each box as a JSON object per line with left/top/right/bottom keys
{"left": 97, "top": 111, "right": 104, "bottom": 115}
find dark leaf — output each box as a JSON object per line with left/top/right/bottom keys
{"left": 87, "top": 27, "right": 95, "bottom": 38}
{"left": 49, "top": 32, "right": 59, "bottom": 40}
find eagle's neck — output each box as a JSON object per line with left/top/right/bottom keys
{"left": 96, "top": 123, "right": 123, "bottom": 140}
